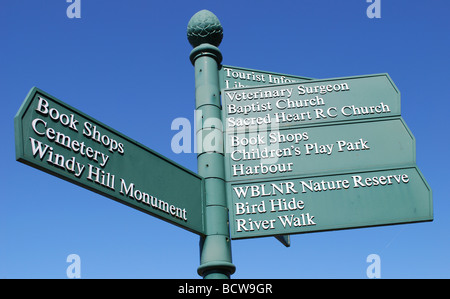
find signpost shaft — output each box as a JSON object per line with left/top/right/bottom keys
{"left": 188, "top": 10, "right": 235, "bottom": 279}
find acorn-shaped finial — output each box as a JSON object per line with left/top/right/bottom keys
{"left": 187, "top": 10, "right": 223, "bottom": 48}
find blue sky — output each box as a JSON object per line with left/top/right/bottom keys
{"left": 1, "top": 0, "right": 449, "bottom": 278}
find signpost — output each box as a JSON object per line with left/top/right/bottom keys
{"left": 15, "top": 87, "right": 205, "bottom": 235}
{"left": 13, "top": 9, "right": 433, "bottom": 279}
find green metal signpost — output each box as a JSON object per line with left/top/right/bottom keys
{"left": 13, "top": 9, "right": 433, "bottom": 279}
{"left": 188, "top": 9, "right": 430, "bottom": 277}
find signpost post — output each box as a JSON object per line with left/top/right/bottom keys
{"left": 187, "top": 10, "right": 235, "bottom": 279}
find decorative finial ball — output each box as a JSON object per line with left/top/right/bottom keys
{"left": 187, "top": 10, "right": 223, "bottom": 48}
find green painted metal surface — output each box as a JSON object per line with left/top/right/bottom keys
{"left": 224, "top": 117, "right": 416, "bottom": 182}
{"left": 221, "top": 73, "right": 432, "bottom": 240}
{"left": 222, "top": 73, "right": 400, "bottom": 130}
{"left": 14, "top": 87, "right": 205, "bottom": 235}
{"left": 188, "top": 9, "right": 235, "bottom": 279}
{"left": 227, "top": 166, "right": 432, "bottom": 239}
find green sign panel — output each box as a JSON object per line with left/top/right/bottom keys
{"left": 222, "top": 73, "right": 400, "bottom": 130}
{"left": 219, "top": 65, "right": 313, "bottom": 90}
{"left": 15, "top": 87, "right": 205, "bottom": 235}
{"left": 227, "top": 166, "right": 432, "bottom": 239}
{"left": 224, "top": 117, "right": 416, "bottom": 182}
{"left": 221, "top": 73, "right": 432, "bottom": 239}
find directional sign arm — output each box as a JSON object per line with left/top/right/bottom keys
{"left": 15, "top": 87, "right": 206, "bottom": 235}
